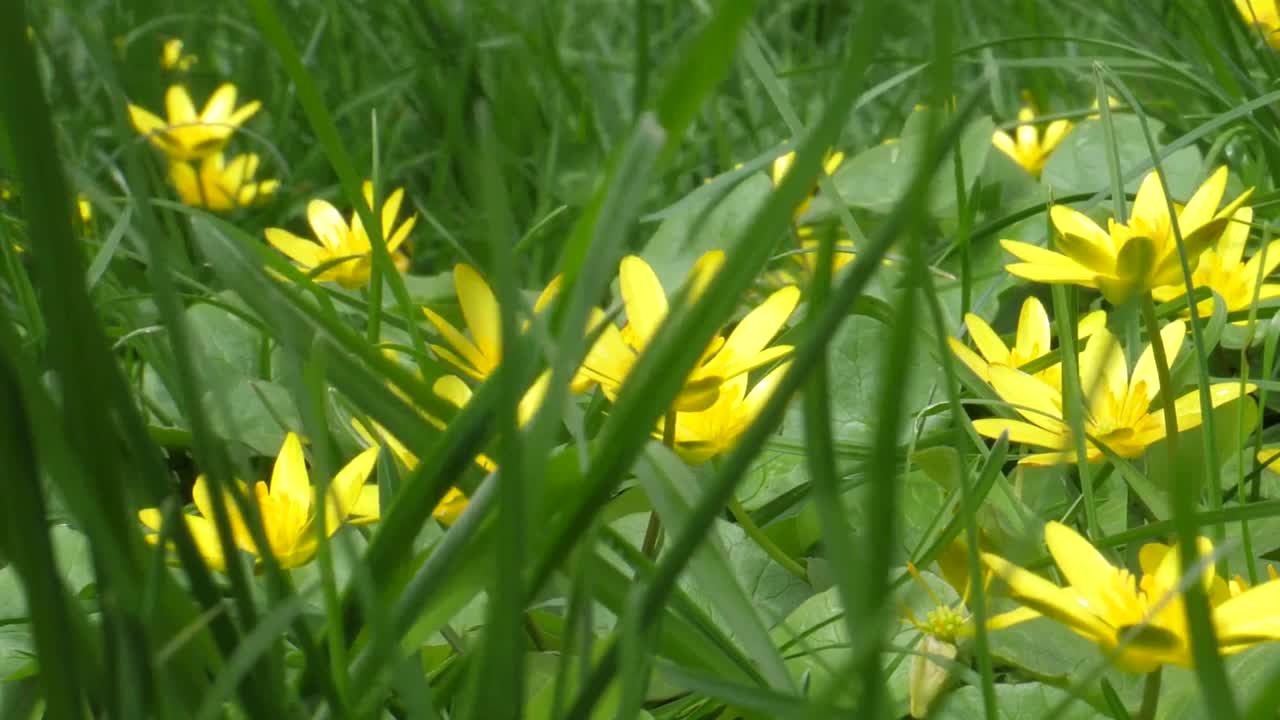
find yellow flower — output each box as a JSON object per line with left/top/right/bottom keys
{"left": 766, "top": 149, "right": 856, "bottom": 287}
{"left": 982, "top": 521, "right": 1280, "bottom": 672}
{"left": 350, "top": 416, "right": 471, "bottom": 525}
{"left": 770, "top": 149, "right": 845, "bottom": 220}
{"left": 903, "top": 542, "right": 1037, "bottom": 717}
{"left": 658, "top": 362, "right": 789, "bottom": 465}
{"left": 421, "top": 265, "right": 579, "bottom": 385}
{"left": 161, "top": 38, "right": 197, "bottom": 71}
{"left": 1087, "top": 95, "right": 1125, "bottom": 120}
{"left": 1237, "top": 0, "right": 1280, "bottom": 47}
{"left": 581, "top": 252, "right": 800, "bottom": 412}
{"left": 76, "top": 194, "right": 93, "bottom": 225}
{"left": 128, "top": 84, "right": 261, "bottom": 161}
{"left": 992, "top": 106, "right": 1073, "bottom": 177}
{"left": 137, "top": 433, "right": 379, "bottom": 570}
{"left": 169, "top": 153, "right": 279, "bottom": 211}
{"left": 1151, "top": 207, "right": 1280, "bottom": 322}
{"left": 948, "top": 297, "right": 1106, "bottom": 386}
{"left": 265, "top": 180, "right": 416, "bottom": 289}
{"left": 1002, "top": 167, "right": 1253, "bottom": 305}
{"left": 973, "top": 320, "right": 1254, "bottom": 466}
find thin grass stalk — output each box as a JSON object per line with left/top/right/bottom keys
{"left": 464, "top": 101, "right": 528, "bottom": 720}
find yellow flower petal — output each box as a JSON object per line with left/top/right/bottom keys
{"left": 1130, "top": 171, "right": 1172, "bottom": 237}
{"left": 455, "top": 264, "right": 501, "bottom": 364}
{"left": 422, "top": 307, "right": 491, "bottom": 377}
{"left": 1001, "top": 240, "right": 1096, "bottom": 285}
{"left": 201, "top": 83, "right": 238, "bottom": 124}
{"left": 982, "top": 551, "right": 1116, "bottom": 644}
{"left": 619, "top": 255, "right": 668, "bottom": 349}
{"left": 307, "top": 199, "right": 350, "bottom": 251}
{"left": 1013, "top": 297, "right": 1051, "bottom": 364}
{"left": 948, "top": 337, "right": 990, "bottom": 381}
{"left": 270, "top": 432, "right": 312, "bottom": 513}
{"left": 264, "top": 228, "right": 324, "bottom": 269}
{"left": 1129, "top": 320, "right": 1186, "bottom": 402}
{"left": 1077, "top": 327, "right": 1128, "bottom": 418}
{"left": 1178, "top": 166, "right": 1228, "bottom": 233}
{"left": 1219, "top": 206, "right": 1253, "bottom": 269}
{"left": 349, "top": 483, "right": 380, "bottom": 525}
{"left": 165, "top": 84, "right": 197, "bottom": 125}
{"left": 714, "top": 285, "right": 799, "bottom": 376}
{"left": 324, "top": 446, "right": 379, "bottom": 532}
{"left": 433, "top": 374, "right": 474, "bottom": 409}
{"left": 971, "top": 418, "right": 1067, "bottom": 448}
{"left": 964, "top": 313, "right": 1010, "bottom": 366}
{"left": 987, "top": 364, "right": 1065, "bottom": 431}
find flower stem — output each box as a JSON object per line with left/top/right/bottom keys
{"left": 642, "top": 408, "right": 680, "bottom": 559}
{"left": 1137, "top": 666, "right": 1163, "bottom": 720}
{"left": 727, "top": 496, "right": 807, "bottom": 580}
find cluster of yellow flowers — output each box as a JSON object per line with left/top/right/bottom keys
{"left": 928, "top": 123, "right": 1280, "bottom": 688}
{"left": 127, "top": 37, "right": 800, "bottom": 570}
{"left": 129, "top": 79, "right": 278, "bottom": 211}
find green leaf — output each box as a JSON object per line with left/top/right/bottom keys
{"left": 640, "top": 173, "right": 772, "bottom": 288}
{"left": 1041, "top": 117, "right": 1202, "bottom": 198}
{"left": 819, "top": 109, "right": 995, "bottom": 221}
{"left": 934, "top": 680, "right": 1108, "bottom": 720}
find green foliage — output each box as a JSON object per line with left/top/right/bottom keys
{"left": 7, "top": 1, "right": 1280, "bottom": 719}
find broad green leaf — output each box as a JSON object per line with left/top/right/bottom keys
{"left": 934, "top": 679, "right": 1107, "bottom": 720}
{"left": 1041, "top": 116, "right": 1202, "bottom": 198}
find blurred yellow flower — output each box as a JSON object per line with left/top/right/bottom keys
{"left": 128, "top": 83, "right": 261, "bottom": 161}
{"left": 350, "top": 416, "right": 471, "bottom": 525}
{"left": 657, "top": 362, "right": 788, "bottom": 465}
{"left": 76, "top": 194, "right": 93, "bottom": 225}
{"left": 973, "top": 320, "right": 1254, "bottom": 465}
{"left": 992, "top": 106, "right": 1072, "bottom": 177}
{"left": 170, "top": 153, "right": 278, "bottom": 211}
{"left": 581, "top": 252, "right": 799, "bottom": 412}
{"left": 771, "top": 148, "right": 845, "bottom": 219}
{"left": 1151, "top": 207, "right": 1280, "bottom": 323}
{"left": 1237, "top": 0, "right": 1280, "bottom": 47}
{"left": 948, "top": 296, "right": 1105, "bottom": 386}
{"left": 983, "top": 521, "right": 1280, "bottom": 672}
{"left": 265, "top": 180, "right": 415, "bottom": 289}
{"left": 421, "top": 264, "right": 583, "bottom": 385}
{"left": 137, "top": 432, "right": 378, "bottom": 570}
{"left": 161, "top": 38, "right": 197, "bottom": 71}
{"left": 1002, "top": 167, "right": 1253, "bottom": 305}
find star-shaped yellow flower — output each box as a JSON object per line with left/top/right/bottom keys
{"left": 421, "top": 264, "right": 581, "bottom": 385}
{"left": 169, "top": 153, "right": 278, "bottom": 212}
{"left": 138, "top": 433, "right": 378, "bottom": 570}
{"left": 581, "top": 252, "right": 800, "bottom": 412}
{"left": 1002, "top": 167, "right": 1254, "bottom": 305}
{"left": 973, "top": 320, "right": 1255, "bottom": 465}
{"left": 657, "top": 362, "right": 789, "bottom": 465}
{"left": 983, "top": 521, "right": 1280, "bottom": 672}
{"left": 992, "top": 106, "right": 1073, "bottom": 178}
{"left": 1237, "top": 0, "right": 1280, "bottom": 47}
{"left": 128, "top": 84, "right": 261, "bottom": 161}
{"left": 948, "top": 296, "right": 1105, "bottom": 387}
{"left": 265, "top": 180, "right": 416, "bottom": 289}
{"left": 1151, "top": 207, "right": 1280, "bottom": 322}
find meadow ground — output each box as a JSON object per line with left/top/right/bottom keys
{"left": 9, "top": 1, "right": 1280, "bottom": 719}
